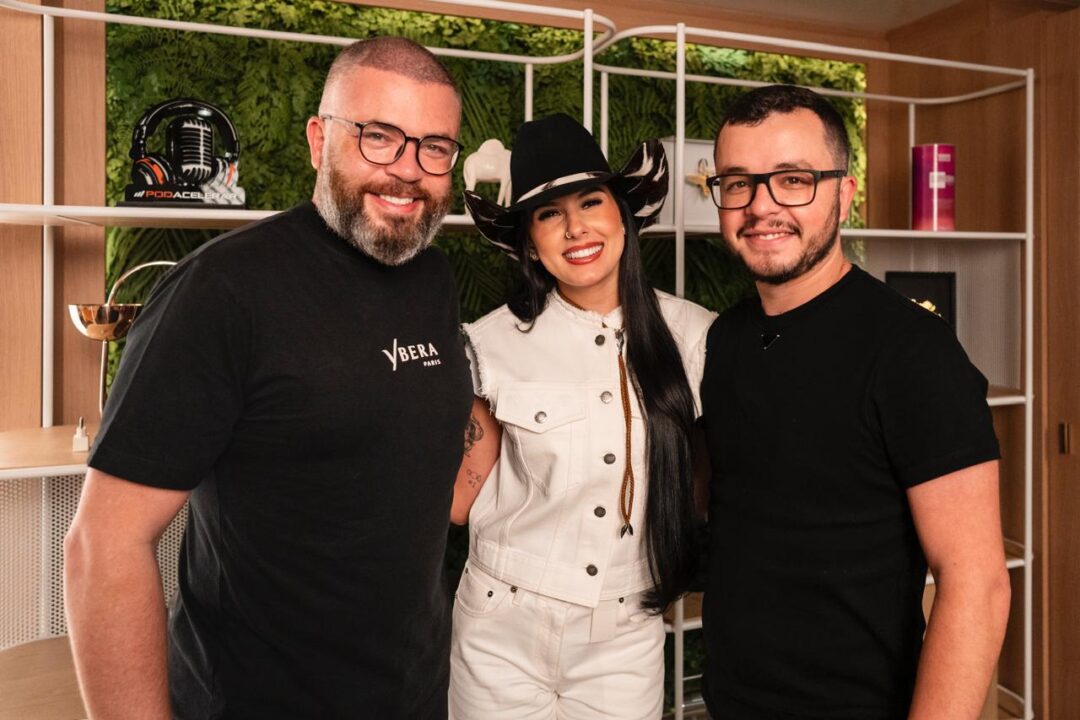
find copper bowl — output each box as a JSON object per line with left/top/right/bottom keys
{"left": 68, "top": 303, "right": 143, "bottom": 342}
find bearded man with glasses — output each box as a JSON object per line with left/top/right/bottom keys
{"left": 65, "top": 37, "right": 472, "bottom": 720}
{"left": 698, "top": 85, "right": 1010, "bottom": 720}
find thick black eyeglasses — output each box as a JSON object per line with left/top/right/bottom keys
{"left": 706, "top": 169, "right": 847, "bottom": 209}
{"left": 320, "top": 115, "right": 463, "bottom": 176}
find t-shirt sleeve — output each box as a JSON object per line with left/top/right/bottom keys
{"left": 88, "top": 256, "right": 250, "bottom": 490}
{"left": 872, "top": 313, "right": 1000, "bottom": 488}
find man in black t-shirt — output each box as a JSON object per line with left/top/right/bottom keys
{"left": 699, "top": 85, "right": 1010, "bottom": 719}
{"left": 64, "top": 38, "right": 472, "bottom": 719}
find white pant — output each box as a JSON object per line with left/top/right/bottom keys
{"left": 449, "top": 562, "right": 665, "bottom": 720}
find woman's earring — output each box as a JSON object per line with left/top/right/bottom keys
{"left": 527, "top": 244, "right": 539, "bottom": 261}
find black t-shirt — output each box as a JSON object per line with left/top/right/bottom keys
{"left": 89, "top": 202, "right": 473, "bottom": 719}
{"left": 699, "top": 265, "right": 1000, "bottom": 719}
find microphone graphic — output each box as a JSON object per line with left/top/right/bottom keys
{"left": 167, "top": 116, "right": 214, "bottom": 184}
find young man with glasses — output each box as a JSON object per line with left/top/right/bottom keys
{"left": 64, "top": 37, "right": 472, "bottom": 720}
{"left": 698, "top": 84, "right": 1010, "bottom": 719}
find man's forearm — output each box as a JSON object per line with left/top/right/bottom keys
{"left": 64, "top": 533, "right": 172, "bottom": 720}
{"left": 908, "top": 571, "right": 1011, "bottom": 719}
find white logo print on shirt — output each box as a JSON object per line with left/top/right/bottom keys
{"left": 381, "top": 338, "right": 442, "bottom": 371}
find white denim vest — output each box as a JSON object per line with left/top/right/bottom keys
{"left": 462, "top": 290, "right": 716, "bottom": 608}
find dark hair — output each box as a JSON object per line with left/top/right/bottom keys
{"left": 324, "top": 36, "right": 459, "bottom": 99}
{"left": 507, "top": 193, "right": 698, "bottom": 613}
{"left": 717, "top": 84, "right": 850, "bottom": 169}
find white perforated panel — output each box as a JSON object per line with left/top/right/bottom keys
{"left": 1, "top": 473, "right": 188, "bottom": 650}
{"left": 157, "top": 503, "right": 189, "bottom": 607}
{"left": 0, "top": 477, "right": 44, "bottom": 648}
{"left": 44, "top": 475, "right": 85, "bottom": 636}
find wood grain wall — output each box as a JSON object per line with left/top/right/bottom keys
{"left": 886, "top": 0, "right": 1047, "bottom": 708}
{"left": 0, "top": 0, "right": 104, "bottom": 432}
{"left": 886, "top": 1, "right": 1079, "bottom": 716}
{"left": 1042, "top": 8, "right": 1080, "bottom": 720}
{"left": 53, "top": 1, "right": 106, "bottom": 427}
{"left": 0, "top": 0, "right": 44, "bottom": 431}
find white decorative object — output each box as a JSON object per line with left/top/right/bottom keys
{"left": 659, "top": 137, "right": 718, "bottom": 227}
{"left": 463, "top": 138, "right": 512, "bottom": 207}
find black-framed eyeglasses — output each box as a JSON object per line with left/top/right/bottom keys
{"left": 320, "top": 115, "right": 463, "bottom": 176}
{"left": 705, "top": 169, "right": 847, "bottom": 209}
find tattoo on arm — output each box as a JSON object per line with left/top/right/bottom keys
{"left": 466, "top": 468, "right": 483, "bottom": 489}
{"left": 464, "top": 414, "right": 484, "bottom": 455}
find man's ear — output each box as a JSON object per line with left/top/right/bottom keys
{"left": 306, "top": 116, "right": 325, "bottom": 171}
{"left": 838, "top": 174, "right": 858, "bottom": 224}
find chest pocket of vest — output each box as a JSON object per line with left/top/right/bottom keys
{"left": 495, "top": 385, "right": 586, "bottom": 495}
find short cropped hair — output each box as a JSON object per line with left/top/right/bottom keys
{"left": 717, "top": 84, "right": 851, "bottom": 169}
{"left": 323, "top": 36, "right": 459, "bottom": 101}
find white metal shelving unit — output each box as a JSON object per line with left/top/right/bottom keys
{"left": 0, "top": 2, "right": 1034, "bottom": 718}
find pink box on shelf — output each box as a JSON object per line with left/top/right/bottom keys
{"left": 911, "top": 144, "right": 956, "bottom": 231}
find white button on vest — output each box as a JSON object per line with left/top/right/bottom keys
{"left": 534, "top": 411, "right": 547, "bottom": 423}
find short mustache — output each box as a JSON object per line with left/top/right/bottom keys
{"left": 738, "top": 220, "right": 799, "bottom": 237}
{"left": 363, "top": 181, "right": 431, "bottom": 202}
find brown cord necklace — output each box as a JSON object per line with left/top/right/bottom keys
{"left": 558, "top": 290, "right": 636, "bottom": 538}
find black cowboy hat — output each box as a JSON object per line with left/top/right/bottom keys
{"left": 464, "top": 113, "right": 668, "bottom": 258}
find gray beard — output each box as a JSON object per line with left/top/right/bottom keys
{"left": 313, "top": 161, "right": 450, "bottom": 267}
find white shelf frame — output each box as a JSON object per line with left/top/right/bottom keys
{"left": 0, "top": 2, "right": 1034, "bottom": 718}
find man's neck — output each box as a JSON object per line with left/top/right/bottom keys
{"left": 757, "top": 248, "right": 851, "bottom": 316}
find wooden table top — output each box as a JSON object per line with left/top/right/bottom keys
{"left": 0, "top": 636, "right": 86, "bottom": 720}
{"left": 0, "top": 424, "right": 97, "bottom": 479}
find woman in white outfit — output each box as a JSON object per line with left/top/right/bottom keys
{"left": 450, "top": 113, "right": 716, "bottom": 720}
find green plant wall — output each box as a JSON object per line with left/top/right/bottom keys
{"left": 104, "top": 0, "right": 866, "bottom": 320}
{"left": 104, "top": 1, "right": 865, "bottom": 707}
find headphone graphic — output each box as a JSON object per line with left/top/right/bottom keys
{"left": 129, "top": 99, "right": 240, "bottom": 189}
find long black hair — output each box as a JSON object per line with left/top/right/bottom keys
{"left": 507, "top": 193, "right": 698, "bottom": 612}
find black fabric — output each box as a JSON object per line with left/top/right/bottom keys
{"left": 506, "top": 112, "right": 613, "bottom": 210}
{"left": 699, "top": 265, "right": 999, "bottom": 719}
{"left": 89, "top": 202, "right": 473, "bottom": 720}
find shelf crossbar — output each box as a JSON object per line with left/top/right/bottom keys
{"left": 593, "top": 61, "right": 1026, "bottom": 107}
{"left": 0, "top": 0, "right": 616, "bottom": 66}
{"left": 0, "top": 204, "right": 1031, "bottom": 244}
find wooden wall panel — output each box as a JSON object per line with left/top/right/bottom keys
{"left": 0, "top": 1, "right": 43, "bottom": 431}
{"left": 1043, "top": 9, "right": 1080, "bottom": 720}
{"left": 884, "top": 4, "right": 1045, "bottom": 233}
{"left": 863, "top": 58, "right": 894, "bottom": 230}
{"left": 0, "top": 1, "right": 106, "bottom": 429}
{"left": 886, "top": 1, "right": 1080, "bottom": 716}
{"left": 54, "top": 1, "right": 106, "bottom": 426}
